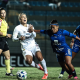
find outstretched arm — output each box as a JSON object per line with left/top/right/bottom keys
{"left": 70, "top": 30, "right": 76, "bottom": 48}
{"left": 71, "top": 30, "right": 77, "bottom": 43}
{"left": 63, "top": 30, "right": 80, "bottom": 41}
{"left": 34, "top": 30, "right": 40, "bottom": 33}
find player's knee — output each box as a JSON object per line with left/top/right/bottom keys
{"left": 5, "top": 55, "right": 10, "bottom": 60}
{"left": 26, "top": 58, "right": 32, "bottom": 65}
{"left": 66, "top": 61, "right": 71, "bottom": 66}
{"left": 38, "top": 56, "right": 43, "bottom": 61}
{"left": 36, "top": 51, "right": 43, "bottom": 61}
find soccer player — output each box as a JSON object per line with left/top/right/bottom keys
{"left": 59, "top": 25, "right": 80, "bottom": 79}
{"left": 0, "top": 7, "right": 14, "bottom": 76}
{"left": 34, "top": 19, "right": 79, "bottom": 80}
{"left": 12, "top": 13, "right": 48, "bottom": 79}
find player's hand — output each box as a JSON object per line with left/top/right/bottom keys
{"left": 28, "top": 24, "right": 34, "bottom": 33}
{"left": 70, "top": 42, "right": 74, "bottom": 48}
{"left": 6, "top": 34, "right": 12, "bottom": 38}
{"left": 19, "top": 36, "right": 25, "bottom": 40}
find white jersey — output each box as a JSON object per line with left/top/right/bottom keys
{"left": 12, "top": 24, "right": 41, "bottom": 59}
{"left": 12, "top": 24, "right": 36, "bottom": 44}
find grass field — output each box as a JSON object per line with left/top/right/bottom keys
{"left": 0, "top": 67, "right": 80, "bottom": 80}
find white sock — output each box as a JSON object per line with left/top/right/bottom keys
{"left": 40, "top": 59, "right": 48, "bottom": 74}
{"left": 30, "top": 61, "right": 40, "bottom": 68}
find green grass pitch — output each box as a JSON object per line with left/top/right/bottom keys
{"left": 0, "top": 67, "right": 80, "bottom": 80}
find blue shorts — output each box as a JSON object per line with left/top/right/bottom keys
{"left": 56, "top": 48, "right": 72, "bottom": 62}
{"left": 72, "top": 43, "right": 80, "bottom": 53}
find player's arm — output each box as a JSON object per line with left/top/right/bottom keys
{"left": 34, "top": 29, "right": 48, "bottom": 34}
{"left": 70, "top": 30, "right": 77, "bottom": 48}
{"left": 71, "top": 30, "right": 76, "bottom": 43}
{"left": 28, "top": 25, "right": 36, "bottom": 38}
{"left": 12, "top": 27, "right": 25, "bottom": 41}
{"left": 63, "top": 30, "right": 80, "bottom": 41}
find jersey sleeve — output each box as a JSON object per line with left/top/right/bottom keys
{"left": 12, "top": 27, "right": 19, "bottom": 41}
{"left": 40, "top": 30, "right": 48, "bottom": 34}
{"left": 76, "top": 25, "right": 80, "bottom": 32}
{"left": 63, "top": 30, "right": 76, "bottom": 38}
{"left": 31, "top": 31, "right": 36, "bottom": 38}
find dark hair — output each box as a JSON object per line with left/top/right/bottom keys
{"left": 50, "top": 19, "right": 58, "bottom": 24}
{"left": 0, "top": 7, "right": 5, "bottom": 13}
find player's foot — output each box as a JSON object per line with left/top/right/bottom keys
{"left": 74, "top": 76, "right": 79, "bottom": 80}
{"left": 68, "top": 75, "right": 73, "bottom": 79}
{"left": 58, "top": 73, "right": 63, "bottom": 78}
{"left": 10, "top": 66, "right": 14, "bottom": 70}
{"left": 5, "top": 73, "right": 15, "bottom": 76}
{"left": 42, "top": 73, "right": 48, "bottom": 79}
{"left": 38, "top": 64, "right": 44, "bottom": 71}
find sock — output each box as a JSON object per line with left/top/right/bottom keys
{"left": 5, "top": 59, "right": 11, "bottom": 73}
{"left": 60, "top": 68, "right": 65, "bottom": 74}
{"left": 40, "top": 59, "right": 48, "bottom": 74}
{"left": 30, "top": 61, "right": 40, "bottom": 68}
{"left": 72, "top": 69, "right": 77, "bottom": 77}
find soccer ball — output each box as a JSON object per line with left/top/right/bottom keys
{"left": 16, "top": 70, "right": 27, "bottom": 80}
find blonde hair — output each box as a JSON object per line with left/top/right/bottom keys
{"left": 18, "top": 13, "right": 27, "bottom": 20}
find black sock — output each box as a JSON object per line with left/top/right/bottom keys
{"left": 71, "top": 69, "right": 77, "bottom": 77}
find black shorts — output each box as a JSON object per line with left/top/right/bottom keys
{"left": 0, "top": 37, "right": 9, "bottom": 52}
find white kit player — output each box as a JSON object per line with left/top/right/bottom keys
{"left": 12, "top": 13, "right": 48, "bottom": 79}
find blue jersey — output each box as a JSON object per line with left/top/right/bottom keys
{"left": 74, "top": 25, "right": 80, "bottom": 44}
{"left": 72, "top": 25, "right": 80, "bottom": 53}
{"left": 76, "top": 25, "right": 80, "bottom": 36}
{"left": 40, "top": 29, "right": 76, "bottom": 54}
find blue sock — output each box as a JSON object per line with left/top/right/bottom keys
{"left": 60, "top": 68, "right": 65, "bottom": 74}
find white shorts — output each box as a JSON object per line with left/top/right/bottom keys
{"left": 21, "top": 41, "right": 41, "bottom": 60}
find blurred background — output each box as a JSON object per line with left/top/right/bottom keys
{"left": 0, "top": 0, "right": 80, "bottom": 67}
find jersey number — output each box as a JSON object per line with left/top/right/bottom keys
{"left": 54, "top": 40, "right": 58, "bottom": 45}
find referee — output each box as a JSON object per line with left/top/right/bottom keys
{"left": 0, "top": 7, "right": 14, "bottom": 76}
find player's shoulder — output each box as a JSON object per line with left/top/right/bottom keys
{"left": 14, "top": 24, "right": 21, "bottom": 30}
{"left": 77, "top": 25, "right": 80, "bottom": 28}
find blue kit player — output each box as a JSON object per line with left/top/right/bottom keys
{"left": 59, "top": 25, "right": 80, "bottom": 79}
{"left": 30, "top": 19, "right": 80, "bottom": 80}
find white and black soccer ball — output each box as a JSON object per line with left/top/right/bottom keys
{"left": 16, "top": 70, "right": 27, "bottom": 80}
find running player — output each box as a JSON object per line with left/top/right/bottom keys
{"left": 34, "top": 19, "right": 79, "bottom": 80}
{"left": 59, "top": 25, "right": 80, "bottom": 79}
{"left": 12, "top": 13, "right": 48, "bottom": 79}
{"left": 0, "top": 7, "right": 14, "bottom": 76}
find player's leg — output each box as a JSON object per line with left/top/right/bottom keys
{"left": 59, "top": 51, "right": 77, "bottom": 78}
{"left": 36, "top": 51, "right": 48, "bottom": 79}
{"left": 57, "top": 53, "right": 73, "bottom": 78}
{"left": 59, "top": 62, "right": 73, "bottom": 78}
{"left": 58, "top": 62, "right": 65, "bottom": 78}
{"left": 23, "top": 50, "right": 41, "bottom": 68}
{"left": 72, "top": 51, "right": 77, "bottom": 60}
{"left": 3, "top": 50, "right": 14, "bottom": 76}
{"left": 59, "top": 45, "right": 79, "bottom": 78}
{"left": 0, "top": 49, "right": 3, "bottom": 54}
{"left": 65, "top": 56, "right": 78, "bottom": 79}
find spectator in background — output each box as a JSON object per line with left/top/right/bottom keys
{"left": 20, "top": 0, "right": 31, "bottom": 8}
{"left": 0, "top": 0, "right": 8, "bottom": 8}
{"left": 48, "top": 0, "right": 61, "bottom": 10}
